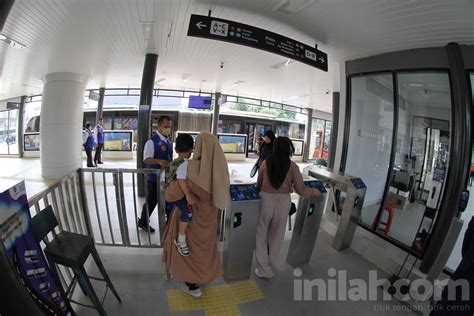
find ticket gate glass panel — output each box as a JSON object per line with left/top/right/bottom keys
{"left": 307, "top": 166, "right": 367, "bottom": 251}
{"left": 223, "top": 182, "right": 260, "bottom": 281}
{"left": 287, "top": 178, "right": 327, "bottom": 267}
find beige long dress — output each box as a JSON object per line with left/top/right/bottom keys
{"left": 162, "top": 132, "right": 230, "bottom": 284}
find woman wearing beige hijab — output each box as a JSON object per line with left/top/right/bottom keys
{"left": 162, "top": 132, "right": 230, "bottom": 297}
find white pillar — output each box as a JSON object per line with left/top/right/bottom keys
{"left": 41, "top": 72, "right": 88, "bottom": 179}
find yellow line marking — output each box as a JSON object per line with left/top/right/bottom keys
{"left": 167, "top": 280, "right": 264, "bottom": 315}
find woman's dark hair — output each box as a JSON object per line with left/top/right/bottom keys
{"left": 85, "top": 122, "right": 91, "bottom": 129}
{"left": 175, "top": 134, "right": 194, "bottom": 153}
{"left": 263, "top": 130, "right": 276, "bottom": 143}
{"left": 266, "top": 137, "right": 292, "bottom": 189}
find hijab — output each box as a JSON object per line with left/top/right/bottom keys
{"left": 187, "top": 132, "right": 230, "bottom": 209}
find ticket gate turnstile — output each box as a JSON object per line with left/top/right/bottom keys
{"left": 286, "top": 176, "right": 327, "bottom": 267}
{"left": 222, "top": 181, "right": 260, "bottom": 281}
{"left": 307, "top": 166, "right": 367, "bottom": 251}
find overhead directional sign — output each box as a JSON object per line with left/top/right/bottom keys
{"left": 187, "top": 14, "right": 328, "bottom": 72}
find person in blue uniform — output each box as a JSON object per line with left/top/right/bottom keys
{"left": 137, "top": 115, "right": 173, "bottom": 233}
{"left": 83, "top": 122, "right": 95, "bottom": 168}
{"left": 94, "top": 118, "right": 105, "bottom": 166}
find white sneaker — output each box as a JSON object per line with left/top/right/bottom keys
{"left": 254, "top": 268, "right": 264, "bottom": 278}
{"left": 182, "top": 284, "right": 202, "bottom": 298}
{"left": 174, "top": 239, "right": 190, "bottom": 256}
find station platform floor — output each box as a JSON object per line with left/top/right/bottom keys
{"left": 70, "top": 228, "right": 416, "bottom": 316}
{"left": 0, "top": 157, "right": 437, "bottom": 315}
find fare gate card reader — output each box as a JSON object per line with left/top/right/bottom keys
{"left": 223, "top": 182, "right": 261, "bottom": 281}
{"left": 307, "top": 166, "right": 367, "bottom": 251}
{"left": 287, "top": 177, "right": 327, "bottom": 267}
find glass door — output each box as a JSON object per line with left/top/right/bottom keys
{"left": 0, "top": 109, "right": 18, "bottom": 155}
{"left": 378, "top": 72, "right": 452, "bottom": 252}
{"left": 345, "top": 73, "right": 395, "bottom": 228}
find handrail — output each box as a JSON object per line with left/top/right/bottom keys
{"left": 28, "top": 171, "right": 76, "bottom": 206}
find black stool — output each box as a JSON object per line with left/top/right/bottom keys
{"left": 31, "top": 206, "right": 121, "bottom": 315}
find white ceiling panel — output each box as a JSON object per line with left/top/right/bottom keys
{"left": 0, "top": 0, "right": 472, "bottom": 113}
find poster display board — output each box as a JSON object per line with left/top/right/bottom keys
{"left": 0, "top": 181, "right": 74, "bottom": 315}
{"left": 103, "top": 131, "right": 133, "bottom": 151}
{"left": 218, "top": 133, "right": 247, "bottom": 161}
{"left": 218, "top": 134, "right": 247, "bottom": 154}
{"left": 290, "top": 138, "right": 304, "bottom": 162}
{"left": 24, "top": 133, "right": 40, "bottom": 151}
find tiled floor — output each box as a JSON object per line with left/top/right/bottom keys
{"left": 71, "top": 230, "right": 417, "bottom": 316}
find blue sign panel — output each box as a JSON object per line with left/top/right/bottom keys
{"left": 304, "top": 180, "right": 327, "bottom": 193}
{"left": 350, "top": 178, "right": 367, "bottom": 189}
{"left": 0, "top": 182, "right": 74, "bottom": 315}
{"left": 230, "top": 184, "right": 260, "bottom": 201}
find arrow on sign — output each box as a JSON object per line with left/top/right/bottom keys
{"left": 196, "top": 21, "right": 207, "bottom": 30}
{"left": 318, "top": 57, "right": 325, "bottom": 63}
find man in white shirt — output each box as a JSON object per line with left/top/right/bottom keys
{"left": 137, "top": 116, "right": 173, "bottom": 233}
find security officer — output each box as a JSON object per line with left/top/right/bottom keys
{"left": 83, "top": 122, "right": 95, "bottom": 168}
{"left": 94, "top": 118, "right": 105, "bottom": 166}
{"left": 138, "top": 115, "right": 173, "bottom": 232}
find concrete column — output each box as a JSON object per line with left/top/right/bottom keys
{"left": 211, "top": 92, "right": 221, "bottom": 135}
{"left": 96, "top": 87, "right": 105, "bottom": 123}
{"left": 41, "top": 72, "right": 88, "bottom": 179}
{"left": 303, "top": 108, "right": 313, "bottom": 162}
{"left": 137, "top": 53, "right": 158, "bottom": 196}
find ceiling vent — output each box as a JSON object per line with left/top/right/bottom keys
{"left": 273, "top": 0, "right": 317, "bottom": 16}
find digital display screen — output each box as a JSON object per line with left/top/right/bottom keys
{"left": 304, "top": 180, "right": 327, "bottom": 193}
{"left": 24, "top": 133, "right": 40, "bottom": 151}
{"left": 218, "top": 135, "right": 246, "bottom": 154}
{"left": 188, "top": 96, "right": 212, "bottom": 109}
{"left": 350, "top": 178, "right": 366, "bottom": 189}
{"left": 104, "top": 131, "right": 132, "bottom": 151}
{"left": 230, "top": 184, "right": 259, "bottom": 201}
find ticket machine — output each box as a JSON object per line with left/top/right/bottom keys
{"left": 307, "top": 166, "right": 367, "bottom": 251}
{"left": 286, "top": 176, "right": 327, "bottom": 267}
{"left": 222, "top": 180, "right": 261, "bottom": 281}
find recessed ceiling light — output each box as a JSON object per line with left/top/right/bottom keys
{"left": 0, "top": 33, "right": 6, "bottom": 41}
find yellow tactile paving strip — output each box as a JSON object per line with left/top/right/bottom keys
{"left": 167, "top": 280, "right": 264, "bottom": 315}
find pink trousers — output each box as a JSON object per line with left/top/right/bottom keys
{"left": 255, "top": 192, "right": 291, "bottom": 278}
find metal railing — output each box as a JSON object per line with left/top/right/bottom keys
{"left": 79, "top": 168, "right": 166, "bottom": 248}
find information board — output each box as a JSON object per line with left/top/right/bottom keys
{"left": 188, "top": 14, "right": 328, "bottom": 71}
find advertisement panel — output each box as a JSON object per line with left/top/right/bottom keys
{"left": 0, "top": 182, "right": 74, "bottom": 315}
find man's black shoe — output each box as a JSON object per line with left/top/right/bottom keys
{"left": 137, "top": 219, "right": 155, "bottom": 233}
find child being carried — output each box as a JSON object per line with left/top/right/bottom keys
{"left": 164, "top": 134, "right": 196, "bottom": 256}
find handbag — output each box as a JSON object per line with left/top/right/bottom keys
{"left": 289, "top": 202, "right": 297, "bottom": 216}
{"left": 250, "top": 158, "right": 260, "bottom": 178}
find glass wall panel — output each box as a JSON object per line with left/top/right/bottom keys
{"left": 0, "top": 111, "right": 9, "bottom": 154}
{"left": 24, "top": 100, "right": 42, "bottom": 133}
{"left": 323, "top": 121, "right": 332, "bottom": 158}
{"left": 9, "top": 109, "right": 18, "bottom": 155}
{"left": 377, "top": 73, "right": 452, "bottom": 251}
{"left": 345, "top": 74, "right": 394, "bottom": 227}
{"left": 309, "top": 118, "right": 331, "bottom": 159}
{"left": 0, "top": 109, "right": 18, "bottom": 155}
